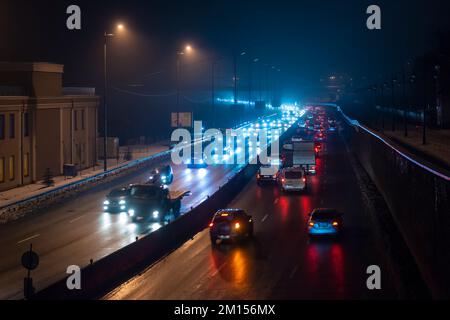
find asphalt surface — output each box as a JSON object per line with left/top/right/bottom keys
{"left": 0, "top": 154, "right": 246, "bottom": 300}
{"left": 105, "top": 130, "right": 397, "bottom": 300}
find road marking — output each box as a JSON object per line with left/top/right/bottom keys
{"left": 69, "top": 215, "right": 84, "bottom": 224}
{"left": 17, "top": 234, "right": 40, "bottom": 244}
{"left": 261, "top": 214, "right": 269, "bottom": 222}
{"left": 289, "top": 265, "right": 299, "bottom": 279}
{"left": 274, "top": 198, "right": 279, "bottom": 204}
{"left": 210, "top": 261, "right": 228, "bottom": 278}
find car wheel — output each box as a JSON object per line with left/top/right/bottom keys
{"left": 210, "top": 235, "right": 218, "bottom": 246}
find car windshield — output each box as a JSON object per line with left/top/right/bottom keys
{"left": 312, "top": 210, "right": 340, "bottom": 220}
{"left": 130, "top": 186, "right": 159, "bottom": 199}
{"left": 108, "top": 189, "right": 128, "bottom": 197}
{"left": 284, "top": 171, "right": 303, "bottom": 179}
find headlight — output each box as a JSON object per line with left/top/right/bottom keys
{"left": 153, "top": 210, "right": 159, "bottom": 218}
{"left": 128, "top": 209, "right": 135, "bottom": 216}
{"left": 103, "top": 200, "right": 110, "bottom": 205}
{"left": 119, "top": 200, "right": 126, "bottom": 205}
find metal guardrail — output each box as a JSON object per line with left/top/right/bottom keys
{"left": 0, "top": 150, "right": 171, "bottom": 212}
{"left": 319, "top": 103, "right": 450, "bottom": 181}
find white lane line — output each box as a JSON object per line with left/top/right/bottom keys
{"left": 261, "top": 214, "right": 269, "bottom": 222}
{"left": 17, "top": 234, "right": 40, "bottom": 244}
{"left": 289, "top": 265, "right": 299, "bottom": 279}
{"left": 69, "top": 215, "right": 85, "bottom": 224}
{"left": 210, "top": 261, "right": 228, "bottom": 278}
{"left": 274, "top": 198, "right": 279, "bottom": 205}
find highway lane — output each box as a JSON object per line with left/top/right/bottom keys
{"left": 0, "top": 160, "right": 248, "bottom": 299}
{"left": 105, "top": 129, "right": 397, "bottom": 300}
{"left": 0, "top": 114, "right": 295, "bottom": 300}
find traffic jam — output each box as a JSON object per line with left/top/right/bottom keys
{"left": 212, "top": 105, "right": 343, "bottom": 245}
{"left": 100, "top": 106, "right": 343, "bottom": 244}
{"left": 100, "top": 111, "right": 300, "bottom": 229}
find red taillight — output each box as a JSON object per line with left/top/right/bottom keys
{"left": 332, "top": 221, "right": 339, "bottom": 227}
{"left": 209, "top": 222, "right": 214, "bottom": 228}
{"left": 315, "top": 147, "right": 319, "bottom": 153}
{"left": 257, "top": 173, "right": 260, "bottom": 179}
{"left": 302, "top": 177, "right": 306, "bottom": 183}
{"left": 281, "top": 178, "right": 285, "bottom": 183}
{"left": 235, "top": 222, "right": 240, "bottom": 229}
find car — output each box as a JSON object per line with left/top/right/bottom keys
{"left": 314, "top": 131, "right": 325, "bottom": 142}
{"left": 278, "top": 167, "right": 307, "bottom": 192}
{"left": 186, "top": 156, "right": 208, "bottom": 169}
{"left": 127, "top": 184, "right": 186, "bottom": 223}
{"left": 307, "top": 208, "right": 343, "bottom": 236}
{"left": 314, "top": 142, "right": 322, "bottom": 156}
{"left": 291, "top": 135, "right": 303, "bottom": 142}
{"left": 209, "top": 209, "right": 254, "bottom": 245}
{"left": 103, "top": 187, "right": 130, "bottom": 212}
{"left": 257, "top": 164, "right": 279, "bottom": 185}
{"left": 148, "top": 165, "right": 174, "bottom": 185}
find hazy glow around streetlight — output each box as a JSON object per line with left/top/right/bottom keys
{"left": 117, "top": 24, "right": 125, "bottom": 31}
{"left": 185, "top": 45, "right": 192, "bottom": 52}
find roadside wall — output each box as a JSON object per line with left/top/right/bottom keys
{"left": 336, "top": 106, "right": 450, "bottom": 299}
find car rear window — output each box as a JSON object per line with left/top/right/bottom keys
{"left": 130, "top": 186, "right": 159, "bottom": 199}
{"left": 214, "top": 211, "right": 245, "bottom": 222}
{"left": 109, "top": 189, "right": 128, "bottom": 197}
{"left": 284, "top": 171, "right": 303, "bottom": 179}
{"left": 312, "top": 210, "right": 339, "bottom": 219}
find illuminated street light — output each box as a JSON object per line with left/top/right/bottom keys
{"left": 103, "top": 23, "right": 126, "bottom": 172}
{"left": 176, "top": 44, "right": 194, "bottom": 127}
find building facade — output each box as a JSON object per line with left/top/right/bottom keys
{"left": 0, "top": 62, "right": 99, "bottom": 192}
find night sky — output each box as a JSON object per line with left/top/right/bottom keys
{"left": 1, "top": 0, "right": 449, "bottom": 137}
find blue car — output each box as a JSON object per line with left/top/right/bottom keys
{"left": 186, "top": 156, "right": 208, "bottom": 169}
{"left": 307, "top": 208, "right": 343, "bottom": 236}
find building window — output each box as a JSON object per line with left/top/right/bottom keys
{"left": 9, "top": 114, "right": 15, "bottom": 139}
{"left": 23, "top": 153, "right": 30, "bottom": 177}
{"left": 24, "top": 112, "right": 30, "bottom": 137}
{"left": 9, "top": 155, "right": 15, "bottom": 181}
{"left": 81, "top": 110, "right": 85, "bottom": 130}
{"left": 0, "top": 114, "right": 5, "bottom": 140}
{"left": 0, "top": 157, "right": 4, "bottom": 182}
{"left": 74, "top": 110, "right": 78, "bottom": 131}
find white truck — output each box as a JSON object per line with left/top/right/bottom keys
{"left": 282, "top": 139, "right": 316, "bottom": 174}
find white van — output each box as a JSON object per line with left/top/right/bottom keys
{"left": 278, "top": 167, "right": 307, "bottom": 192}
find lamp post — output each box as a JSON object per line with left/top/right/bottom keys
{"left": 422, "top": 65, "right": 428, "bottom": 145}
{"left": 103, "top": 23, "right": 125, "bottom": 172}
{"left": 176, "top": 45, "right": 193, "bottom": 128}
{"left": 211, "top": 60, "right": 217, "bottom": 127}
{"left": 391, "top": 75, "right": 397, "bottom": 132}
{"left": 402, "top": 67, "right": 408, "bottom": 137}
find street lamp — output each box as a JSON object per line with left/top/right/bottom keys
{"left": 176, "top": 44, "right": 194, "bottom": 127}
{"left": 103, "top": 23, "right": 125, "bottom": 172}
{"left": 391, "top": 76, "right": 397, "bottom": 132}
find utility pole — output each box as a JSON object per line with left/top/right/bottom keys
{"left": 402, "top": 67, "right": 408, "bottom": 137}
{"left": 233, "top": 54, "right": 237, "bottom": 105}
{"left": 391, "top": 75, "right": 397, "bottom": 132}
{"left": 422, "top": 66, "right": 427, "bottom": 145}
{"left": 211, "top": 61, "right": 216, "bottom": 127}
{"left": 103, "top": 32, "right": 109, "bottom": 172}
